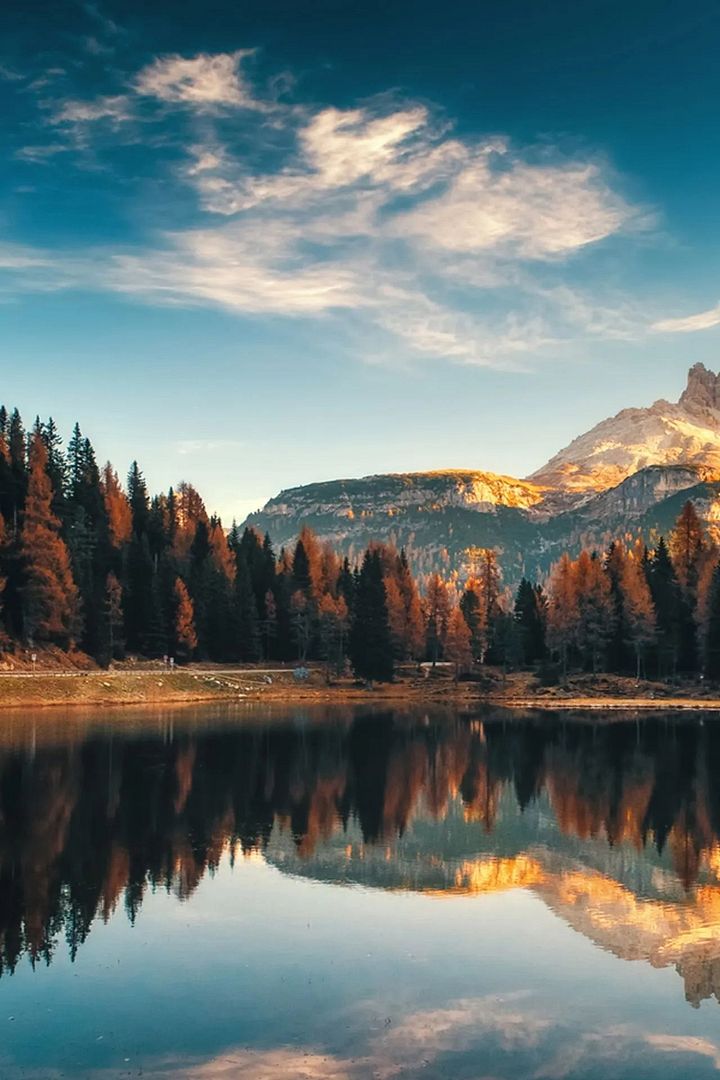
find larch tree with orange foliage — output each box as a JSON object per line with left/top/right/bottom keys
{"left": 317, "top": 592, "right": 349, "bottom": 677}
{"left": 172, "top": 578, "right": 197, "bottom": 662}
{"left": 100, "top": 463, "right": 132, "bottom": 550}
{"left": 546, "top": 552, "right": 580, "bottom": 678}
{"left": 620, "top": 552, "right": 656, "bottom": 680}
{"left": 574, "top": 550, "right": 613, "bottom": 673}
{"left": 444, "top": 605, "right": 473, "bottom": 679}
{"left": 382, "top": 547, "right": 424, "bottom": 661}
{"left": 425, "top": 573, "right": 452, "bottom": 664}
{"left": 670, "top": 500, "right": 705, "bottom": 591}
{"left": 20, "top": 434, "right": 80, "bottom": 646}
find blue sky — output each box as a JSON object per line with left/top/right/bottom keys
{"left": 2, "top": 0, "right": 720, "bottom": 521}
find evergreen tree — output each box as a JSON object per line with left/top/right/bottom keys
{"left": 348, "top": 550, "right": 393, "bottom": 682}
{"left": 670, "top": 502, "right": 704, "bottom": 672}
{"left": 234, "top": 552, "right": 261, "bottom": 661}
{"left": 513, "top": 578, "right": 546, "bottom": 665}
{"left": 648, "top": 536, "right": 682, "bottom": 677}
{"left": 7, "top": 408, "right": 26, "bottom": 530}
{"left": 127, "top": 462, "right": 150, "bottom": 537}
{"left": 705, "top": 562, "right": 720, "bottom": 680}
{"left": 20, "top": 435, "right": 79, "bottom": 645}
{"left": 292, "top": 537, "right": 312, "bottom": 595}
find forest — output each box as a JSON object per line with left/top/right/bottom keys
{"left": 0, "top": 406, "right": 719, "bottom": 683}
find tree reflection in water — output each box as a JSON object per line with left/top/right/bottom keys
{"left": 2, "top": 708, "right": 720, "bottom": 1005}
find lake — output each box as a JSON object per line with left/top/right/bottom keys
{"left": 1, "top": 704, "right": 720, "bottom": 1078}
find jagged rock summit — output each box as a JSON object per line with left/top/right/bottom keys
{"left": 245, "top": 365, "right": 720, "bottom": 579}
{"left": 529, "top": 363, "right": 720, "bottom": 497}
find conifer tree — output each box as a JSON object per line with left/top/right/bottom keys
{"left": 670, "top": 500, "right": 704, "bottom": 590}
{"left": 574, "top": 550, "right": 613, "bottom": 672}
{"left": 100, "top": 464, "right": 132, "bottom": 551}
{"left": 648, "top": 536, "right": 681, "bottom": 677}
{"left": 513, "top": 578, "right": 546, "bottom": 665}
{"left": 7, "top": 409, "right": 26, "bottom": 530}
{"left": 460, "top": 583, "right": 484, "bottom": 661}
{"left": 425, "top": 573, "right": 451, "bottom": 664}
{"left": 172, "top": 578, "right": 197, "bottom": 662}
{"left": 105, "top": 572, "right": 125, "bottom": 659}
{"left": 127, "top": 461, "right": 150, "bottom": 537}
{"left": 234, "top": 552, "right": 261, "bottom": 661}
{"left": 20, "top": 434, "right": 79, "bottom": 645}
{"left": 547, "top": 553, "right": 580, "bottom": 678}
{"left": 337, "top": 556, "right": 356, "bottom": 614}
{"left": 704, "top": 562, "right": 720, "bottom": 680}
{"left": 40, "top": 417, "right": 67, "bottom": 517}
{"left": 318, "top": 593, "right": 349, "bottom": 676}
{"left": 620, "top": 552, "right": 656, "bottom": 680}
{"left": 444, "top": 605, "right": 473, "bottom": 678}
{"left": 670, "top": 502, "right": 704, "bottom": 671}
{"left": 348, "top": 549, "right": 393, "bottom": 682}
{"left": 292, "top": 538, "right": 312, "bottom": 595}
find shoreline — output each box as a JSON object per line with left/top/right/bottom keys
{"left": 2, "top": 668, "right": 720, "bottom": 712}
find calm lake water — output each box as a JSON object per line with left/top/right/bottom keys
{"left": 2, "top": 705, "right": 720, "bottom": 1078}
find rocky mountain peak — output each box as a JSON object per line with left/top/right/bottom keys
{"left": 678, "top": 363, "right": 720, "bottom": 414}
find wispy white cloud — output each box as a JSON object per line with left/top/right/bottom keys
{"left": 135, "top": 50, "right": 265, "bottom": 110}
{"left": 652, "top": 301, "right": 720, "bottom": 333}
{"left": 11, "top": 49, "right": 654, "bottom": 369}
{"left": 15, "top": 144, "right": 68, "bottom": 163}
{"left": 51, "top": 94, "right": 132, "bottom": 125}
{"left": 0, "top": 63, "right": 23, "bottom": 82}
{"left": 393, "top": 156, "right": 633, "bottom": 259}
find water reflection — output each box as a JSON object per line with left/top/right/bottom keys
{"left": 2, "top": 707, "right": 720, "bottom": 1008}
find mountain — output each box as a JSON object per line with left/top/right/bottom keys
{"left": 244, "top": 365, "right": 720, "bottom": 580}
{"left": 530, "top": 362, "right": 720, "bottom": 498}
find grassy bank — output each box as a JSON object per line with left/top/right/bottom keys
{"left": 1, "top": 665, "right": 720, "bottom": 711}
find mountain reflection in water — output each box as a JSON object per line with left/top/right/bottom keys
{"left": 2, "top": 706, "right": 720, "bottom": 1009}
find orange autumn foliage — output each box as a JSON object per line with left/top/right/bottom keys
{"left": 21, "top": 434, "right": 79, "bottom": 644}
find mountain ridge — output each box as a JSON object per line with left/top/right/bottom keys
{"left": 245, "top": 365, "right": 720, "bottom": 579}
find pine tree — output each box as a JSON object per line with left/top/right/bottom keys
{"left": 7, "top": 409, "right": 26, "bottom": 530}
{"left": 97, "top": 572, "right": 125, "bottom": 667}
{"left": 127, "top": 461, "right": 150, "bottom": 537}
{"left": 337, "top": 556, "right": 355, "bottom": 614}
{"left": 513, "top": 578, "right": 546, "bottom": 666}
{"left": 704, "top": 561, "right": 720, "bottom": 680}
{"left": 348, "top": 549, "right": 393, "bottom": 682}
{"left": 670, "top": 502, "right": 704, "bottom": 672}
{"left": 40, "top": 417, "right": 67, "bottom": 516}
{"left": 648, "top": 536, "right": 681, "bottom": 677}
{"left": 20, "top": 434, "right": 79, "bottom": 645}
{"left": 234, "top": 552, "right": 261, "bottom": 661}
{"left": 292, "top": 538, "right": 312, "bottom": 595}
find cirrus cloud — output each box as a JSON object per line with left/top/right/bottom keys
{"left": 652, "top": 302, "right": 720, "bottom": 334}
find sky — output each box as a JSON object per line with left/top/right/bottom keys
{"left": 2, "top": 0, "right": 720, "bottom": 522}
